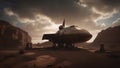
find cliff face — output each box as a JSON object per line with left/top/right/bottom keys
{"left": 0, "top": 20, "right": 31, "bottom": 49}
{"left": 91, "top": 26, "right": 120, "bottom": 51}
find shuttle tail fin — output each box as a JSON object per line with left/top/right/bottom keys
{"left": 59, "top": 19, "right": 66, "bottom": 30}
{"left": 63, "top": 19, "right": 65, "bottom": 28}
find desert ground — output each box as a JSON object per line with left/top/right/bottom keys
{"left": 0, "top": 48, "right": 120, "bottom": 68}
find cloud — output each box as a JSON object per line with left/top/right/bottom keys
{"left": 3, "top": 7, "right": 60, "bottom": 43}
{"left": 81, "top": 0, "right": 120, "bottom": 12}
{"left": 111, "top": 18, "right": 120, "bottom": 27}
{"left": 1, "top": 0, "right": 120, "bottom": 43}
{"left": 16, "top": 14, "right": 60, "bottom": 43}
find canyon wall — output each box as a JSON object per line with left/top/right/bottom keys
{"left": 0, "top": 20, "right": 31, "bottom": 49}
{"left": 91, "top": 26, "right": 120, "bottom": 51}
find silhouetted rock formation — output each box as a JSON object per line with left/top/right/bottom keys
{"left": 0, "top": 20, "right": 31, "bottom": 49}
{"left": 91, "top": 26, "right": 120, "bottom": 51}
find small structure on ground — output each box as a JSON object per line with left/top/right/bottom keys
{"left": 99, "top": 44, "right": 105, "bottom": 53}
{"left": 95, "top": 44, "right": 106, "bottom": 53}
{"left": 25, "top": 43, "right": 32, "bottom": 50}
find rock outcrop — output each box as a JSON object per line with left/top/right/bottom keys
{"left": 91, "top": 26, "right": 120, "bottom": 51}
{"left": 0, "top": 20, "right": 31, "bottom": 49}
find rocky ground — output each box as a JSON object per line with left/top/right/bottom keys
{"left": 0, "top": 48, "right": 120, "bottom": 68}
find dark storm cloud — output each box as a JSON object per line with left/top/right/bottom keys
{"left": 82, "top": 0, "right": 120, "bottom": 13}
{"left": 102, "top": 0, "right": 120, "bottom": 7}
{"left": 8, "top": 0, "right": 93, "bottom": 23}
{"left": 1, "top": 0, "right": 120, "bottom": 25}
{"left": 7, "top": 0, "right": 103, "bottom": 32}
{"left": 6, "top": 0, "right": 120, "bottom": 25}
{"left": 3, "top": 0, "right": 99, "bottom": 29}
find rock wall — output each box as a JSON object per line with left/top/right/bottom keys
{"left": 0, "top": 20, "right": 31, "bottom": 49}
{"left": 91, "top": 26, "right": 120, "bottom": 51}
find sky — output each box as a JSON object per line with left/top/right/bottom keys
{"left": 0, "top": 0, "right": 120, "bottom": 43}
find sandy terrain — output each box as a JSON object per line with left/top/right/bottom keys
{"left": 0, "top": 49, "right": 120, "bottom": 68}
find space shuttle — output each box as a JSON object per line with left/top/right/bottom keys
{"left": 42, "top": 19, "right": 92, "bottom": 48}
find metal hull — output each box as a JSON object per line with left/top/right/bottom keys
{"left": 42, "top": 33, "right": 92, "bottom": 44}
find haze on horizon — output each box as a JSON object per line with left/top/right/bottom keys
{"left": 0, "top": 0, "right": 120, "bottom": 43}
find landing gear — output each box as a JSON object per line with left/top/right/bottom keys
{"left": 65, "top": 43, "right": 74, "bottom": 48}
{"left": 52, "top": 43, "right": 64, "bottom": 48}
{"left": 52, "top": 43, "right": 75, "bottom": 49}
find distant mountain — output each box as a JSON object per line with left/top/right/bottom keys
{"left": 75, "top": 42, "right": 91, "bottom": 48}
{"left": 91, "top": 26, "right": 120, "bottom": 51}
{"left": 0, "top": 20, "right": 31, "bottom": 49}
{"left": 37, "top": 41, "right": 53, "bottom": 48}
